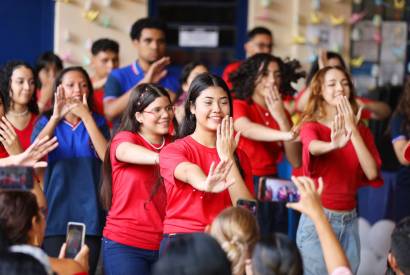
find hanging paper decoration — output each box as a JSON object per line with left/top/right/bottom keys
{"left": 82, "top": 55, "right": 91, "bottom": 66}
{"left": 330, "top": 15, "right": 345, "bottom": 26}
{"left": 256, "top": 8, "right": 273, "bottom": 22}
{"left": 392, "top": 46, "right": 406, "bottom": 60}
{"left": 351, "top": 27, "right": 362, "bottom": 41}
{"left": 83, "top": 9, "right": 100, "bottom": 22}
{"left": 394, "top": 0, "right": 405, "bottom": 9}
{"left": 372, "top": 14, "right": 382, "bottom": 27}
{"left": 292, "top": 35, "right": 306, "bottom": 45}
{"left": 63, "top": 30, "right": 71, "bottom": 42}
{"left": 100, "top": 15, "right": 111, "bottom": 28}
{"left": 373, "top": 30, "right": 382, "bottom": 44}
{"left": 84, "top": 38, "right": 93, "bottom": 50}
{"left": 84, "top": 0, "right": 93, "bottom": 11}
{"left": 371, "top": 64, "right": 380, "bottom": 77}
{"left": 101, "top": 0, "right": 112, "bottom": 7}
{"left": 310, "top": 12, "right": 321, "bottom": 24}
{"left": 311, "top": 0, "right": 321, "bottom": 11}
{"left": 61, "top": 51, "right": 73, "bottom": 63}
{"left": 350, "top": 56, "right": 364, "bottom": 68}
{"left": 259, "top": 0, "right": 272, "bottom": 7}
{"left": 349, "top": 11, "right": 367, "bottom": 25}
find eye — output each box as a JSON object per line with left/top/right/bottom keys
{"left": 204, "top": 101, "right": 212, "bottom": 105}
{"left": 165, "top": 105, "right": 174, "bottom": 112}
{"left": 151, "top": 107, "right": 161, "bottom": 113}
{"left": 220, "top": 100, "right": 229, "bottom": 105}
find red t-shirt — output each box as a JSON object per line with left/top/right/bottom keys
{"left": 233, "top": 99, "right": 291, "bottom": 176}
{"left": 103, "top": 131, "right": 169, "bottom": 250}
{"left": 159, "top": 135, "right": 254, "bottom": 234}
{"left": 222, "top": 61, "right": 242, "bottom": 89}
{"left": 0, "top": 114, "right": 38, "bottom": 158}
{"left": 300, "top": 121, "right": 383, "bottom": 210}
{"left": 93, "top": 87, "right": 105, "bottom": 117}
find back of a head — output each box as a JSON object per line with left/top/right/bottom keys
{"left": 130, "top": 17, "right": 167, "bottom": 41}
{"left": 35, "top": 51, "right": 63, "bottom": 73}
{"left": 252, "top": 233, "right": 303, "bottom": 275}
{"left": 211, "top": 207, "right": 259, "bottom": 275}
{"left": 152, "top": 233, "right": 231, "bottom": 275}
{"left": 0, "top": 251, "right": 48, "bottom": 275}
{"left": 390, "top": 217, "right": 410, "bottom": 274}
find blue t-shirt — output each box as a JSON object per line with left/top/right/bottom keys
{"left": 104, "top": 60, "right": 179, "bottom": 101}
{"left": 31, "top": 113, "right": 110, "bottom": 236}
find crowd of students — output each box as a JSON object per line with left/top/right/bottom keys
{"left": 0, "top": 16, "right": 410, "bottom": 275}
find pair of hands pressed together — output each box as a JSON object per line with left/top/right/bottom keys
{"left": 202, "top": 116, "right": 240, "bottom": 193}
{"left": 52, "top": 85, "right": 91, "bottom": 122}
{"left": 330, "top": 96, "right": 363, "bottom": 150}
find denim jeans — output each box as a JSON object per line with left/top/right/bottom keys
{"left": 296, "top": 209, "right": 360, "bottom": 275}
{"left": 102, "top": 237, "right": 159, "bottom": 275}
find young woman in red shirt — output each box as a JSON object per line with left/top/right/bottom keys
{"left": 159, "top": 73, "right": 254, "bottom": 254}
{"left": 297, "top": 66, "right": 382, "bottom": 275}
{"left": 100, "top": 84, "right": 174, "bottom": 275}
{"left": 230, "top": 53, "right": 303, "bottom": 235}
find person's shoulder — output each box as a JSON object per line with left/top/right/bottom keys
{"left": 161, "top": 136, "right": 190, "bottom": 153}
{"left": 110, "top": 64, "right": 133, "bottom": 78}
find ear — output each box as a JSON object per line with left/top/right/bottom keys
{"left": 244, "top": 41, "right": 251, "bottom": 56}
{"left": 135, "top": 112, "right": 144, "bottom": 124}
{"left": 189, "top": 102, "right": 196, "bottom": 116}
{"left": 182, "top": 82, "right": 189, "bottom": 93}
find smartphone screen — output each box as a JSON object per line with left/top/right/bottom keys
{"left": 258, "top": 178, "right": 299, "bottom": 202}
{"left": 237, "top": 199, "right": 257, "bottom": 216}
{"left": 65, "top": 223, "right": 85, "bottom": 259}
{"left": 0, "top": 166, "right": 34, "bottom": 190}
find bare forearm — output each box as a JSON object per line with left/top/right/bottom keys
{"left": 174, "top": 162, "right": 208, "bottom": 191}
{"left": 104, "top": 92, "right": 131, "bottom": 121}
{"left": 296, "top": 88, "right": 311, "bottom": 112}
{"left": 226, "top": 161, "right": 254, "bottom": 204}
{"left": 284, "top": 141, "right": 301, "bottom": 167}
{"left": 350, "top": 129, "right": 378, "bottom": 180}
{"left": 312, "top": 212, "right": 350, "bottom": 273}
{"left": 308, "top": 140, "right": 336, "bottom": 156}
{"left": 37, "top": 117, "right": 59, "bottom": 139}
{"left": 237, "top": 121, "right": 293, "bottom": 142}
{"left": 116, "top": 142, "right": 159, "bottom": 165}
{"left": 82, "top": 114, "right": 108, "bottom": 161}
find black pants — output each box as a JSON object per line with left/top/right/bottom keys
{"left": 43, "top": 235, "right": 101, "bottom": 275}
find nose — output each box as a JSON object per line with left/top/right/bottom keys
{"left": 335, "top": 81, "right": 344, "bottom": 92}
{"left": 23, "top": 80, "right": 30, "bottom": 90}
{"left": 212, "top": 101, "right": 222, "bottom": 113}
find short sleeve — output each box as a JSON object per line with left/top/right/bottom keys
{"left": 390, "top": 113, "right": 407, "bottom": 143}
{"left": 111, "top": 131, "right": 139, "bottom": 165}
{"left": 300, "top": 122, "right": 320, "bottom": 176}
{"left": 237, "top": 149, "right": 255, "bottom": 195}
{"left": 31, "top": 115, "right": 49, "bottom": 142}
{"left": 233, "top": 100, "right": 249, "bottom": 121}
{"left": 104, "top": 73, "right": 122, "bottom": 100}
{"left": 159, "top": 141, "right": 190, "bottom": 186}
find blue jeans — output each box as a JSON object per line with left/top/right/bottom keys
{"left": 296, "top": 209, "right": 360, "bottom": 275}
{"left": 102, "top": 237, "right": 159, "bottom": 275}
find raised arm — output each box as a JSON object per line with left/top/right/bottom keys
{"left": 217, "top": 117, "right": 254, "bottom": 204}
{"left": 116, "top": 141, "right": 159, "bottom": 165}
{"left": 287, "top": 176, "right": 351, "bottom": 274}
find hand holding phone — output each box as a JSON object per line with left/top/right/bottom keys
{"left": 65, "top": 222, "right": 86, "bottom": 259}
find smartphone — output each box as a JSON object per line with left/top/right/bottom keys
{"left": 0, "top": 166, "right": 34, "bottom": 190}
{"left": 258, "top": 177, "right": 300, "bottom": 202}
{"left": 237, "top": 199, "right": 257, "bottom": 216}
{"left": 65, "top": 222, "right": 86, "bottom": 259}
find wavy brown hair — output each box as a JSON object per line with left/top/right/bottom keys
{"left": 301, "top": 66, "right": 358, "bottom": 123}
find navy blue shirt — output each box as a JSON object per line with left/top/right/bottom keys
{"left": 32, "top": 113, "right": 110, "bottom": 236}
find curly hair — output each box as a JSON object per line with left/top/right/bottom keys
{"left": 230, "top": 53, "right": 305, "bottom": 101}
{"left": 393, "top": 76, "right": 410, "bottom": 135}
{"left": 210, "top": 207, "right": 259, "bottom": 275}
{"left": 0, "top": 61, "right": 39, "bottom": 115}
{"left": 301, "top": 66, "right": 358, "bottom": 123}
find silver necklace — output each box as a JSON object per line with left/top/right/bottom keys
{"left": 137, "top": 132, "right": 165, "bottom": 150}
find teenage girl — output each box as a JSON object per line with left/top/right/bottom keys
{"left": 0, "top": 61, "right": 40, "bottom": 157}
{"left": 31, "top": 66, "right": 109, "bottom": 275}
{"left": 101, "top": 84, "right": 174, "bottom": 275}
{"left": 159, "top": 73, "right": 254, "bottom": 253}
{"left": 297, "top": 66, "right": 382, "bottom": 274}
{"left": 230, "top": 53, "right": 303, "bottom": 234}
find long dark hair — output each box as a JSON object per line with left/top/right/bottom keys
{"left": 231, "top": 53, "right": 305, "bottom": 101}
{"left": 44, "top": 66, "right": 95, "bottom": 117}
{"left": 178, "top": 73, "right": 233, "bottom": 138}
{"left": 100, "top": 83, "right": 171, "bottom": 210}
{"left": 0, "top": 61, "right": 39, "bottom": 115}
